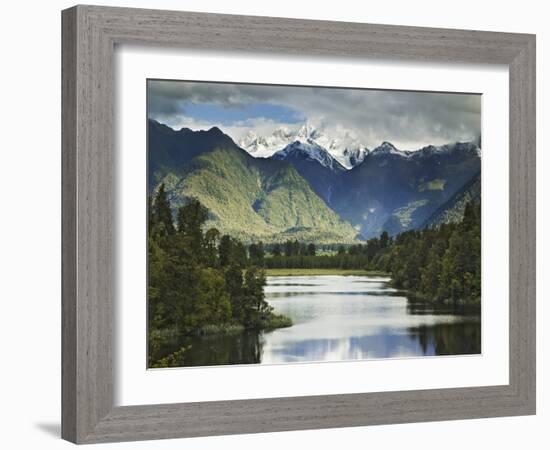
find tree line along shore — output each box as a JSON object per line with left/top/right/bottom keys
{"left": 148, "top": 184, "right": 480, "bottom": 366}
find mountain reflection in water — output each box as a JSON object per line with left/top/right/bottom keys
{"left": 153, "top": 275, "right": 481, "bottom": 367}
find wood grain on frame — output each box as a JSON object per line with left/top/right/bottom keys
{"left": 61, "top": 5, "right": 536, "bottom": 444}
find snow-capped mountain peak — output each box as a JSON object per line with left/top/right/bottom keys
{"left": 271, "top": 140, "right": 346, "bottom": 172}
{"left": 380, "top": 141, "right": 397, "bottom": 150}
{"left": 238, "top": 124, "right": 481, "bottom": 170}
{"left": 296, "top": 122, "right": 320, "bottom": 140}
{"left": 411, "top": 141, "right": 481, "bottom": 159}
{"left": 370, "top": 141, "right": 411, "bottom": 158}
{"left": 368, "top": 140, "right": 481, "bottom": 160}
{"left": 238, "top": 122, "right": 369, "bottom": 168}
{"left": 238, "top": 127, "right": 294, "bottom": 158}
{"left": 272, "top": 127, "right": 293, "bottom": 140}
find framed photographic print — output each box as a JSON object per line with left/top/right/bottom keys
{"left": 145, "top": 79, "right": 483, "bottom": 369}
{"left": 62, "top": 5, "right": 536, "bottom": 444}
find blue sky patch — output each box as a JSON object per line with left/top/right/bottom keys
{"left": 181, "top": 102, "right": 304, "bottom": 125}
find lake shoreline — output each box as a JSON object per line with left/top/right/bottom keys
{"left": 266, "top": 269, "right": 481, "bottom": 314}
{"left": 264, "top": 268, "right": 390, "bottom": 277}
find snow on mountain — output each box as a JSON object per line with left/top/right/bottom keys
{"left": 295, "top": 122, "right": 322, "bottom": 141}
{"left": 271, "top": 140, "right": 347, "bottom": 172}
{"left": 238, "top": 122, "right": 481, "bottom": 170}
{"left": 370, "top": 141, "right": 412, "bottom": 158}
{"left": 411, "top": 141, "right": 482, "bottom": 159}
{"left": 342, "top": 147, "right": 368, "bottom": 167}
{"left": 238, "top": 128, "right": 295, "bottom": 158}
{"left": 238, "top": 122, "right": 369, "bottom": 169}
{"left": 368, "top": 141, "right": 481, "bottom": 160}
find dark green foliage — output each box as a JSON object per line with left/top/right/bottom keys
{"left": 219, "top": 235, "right": 233, "bottom": 267}
{"left": 380, "top": 231, "right": 389, "bottom": 249}
{"left": 147, "top": 119, "right": 237, "bottom": 190}
{"left": 277, "top": 239, "right": 318, "bottom": 258}
{"left": 150, "top": 346, "right": 191, "bottom": 369}
{"left": 242, "top": 267, "right": 270, "bottom": 326}
{"left": 176, "top": 199, "right": 209, "bottom": 259}
{"left": 248, "top": 242, "right": 265, "bottom": 266}
{"left": 284, "top": 240, "right": 293, "bottom": 257}
{"left": 148, "top": 196, "right": 292, "bottom": 367}
{"left": 203, "top": 227, "right": 221, "bottom": 267}
{"left": 150, "top": 183, "right": 175, "bottom": 235}
{"left": 151, "top": 124, "right": 358, "bottom": 244}
{"left": 265, "top": 253, "right": 370, "bottom": 270}
{"left": 219, "top": 235, "right": 248, "bottom": 268}
{"left": 224, "top": 265, "right": 245, "bottom": 321}
{"left": 371, "top": 200, "right": 481, "bottom": 306}
{"left": 177, "top": 198, "right": 208, "bottom": 236}
{"left": 263, "top": 200, "right": 480, "bottom": 308}
{"left": 272, "top": 243, "right": 282, "bottom": 257}
{"left": 265, "top": 239, "right": 370, "bottom": 270}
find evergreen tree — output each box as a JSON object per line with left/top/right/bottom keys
{"left": 204, "top": 228, "right": 221, "bottom": 267}
{"left": 151, "top": 183, "right": 175, "bottom": 235}
{"left": 380, "top": 231, "right": 389, "bottom": 249}
{"left": 249, "top": 241, "right": 265, "bottom": 266}
{"left": 224, "top": 265, "right": 245, "bottom": 321}
{"left": 177, "top": 199, "right": 208, "bottom": 239}
{"left": 242, "top": 267, "right": 270, "bottom": 326}
{"left": 284, "top": 240, "right": 293, "bottom": 257}
{"left": 219, "top": 235, "right": 233, "bottom": 267}
{"left": 147, "top": 195, "right": 289, "bottom": 367}
{"left": 292, "top": 240, "right": 300, "bottom": 256}
{"left": 272, "top": 243, "right": 282, "bottom": 257}
{"left": 234, "top": 241, "right": 248, "bottom": 268}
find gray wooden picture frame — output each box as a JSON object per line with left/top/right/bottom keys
{"left": 61, "top": 4, "right": 536, "bottom": 444}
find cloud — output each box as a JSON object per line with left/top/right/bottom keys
{"left": 155, "top": 114, "right": 295, "bottom": 144}
{"left": 147, "top": 80, "right": 481, "bottom": 150}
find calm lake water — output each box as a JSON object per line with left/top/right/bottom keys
{"left": 156, "top": 275, "right": 481, "bottom": 367}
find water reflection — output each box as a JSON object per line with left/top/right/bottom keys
{"left": 153, "top": 275, "right": 481, "bottom": 367}
{"left": 154, "top": 331, "right": 263, "bottom": 367}
{"left": 407, "top": 322, "right": 481, "bottom": 355}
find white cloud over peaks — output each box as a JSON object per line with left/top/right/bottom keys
{"left": 148, "top": 80, "right": 481, "bottom": 152}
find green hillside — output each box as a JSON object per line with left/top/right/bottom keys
{"left": 423, "top": 171, "right": 481, "bottom": 228}
{"left": 158, "top": 146, "right": 358, "bottom": 244}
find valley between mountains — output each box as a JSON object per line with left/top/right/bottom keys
{"left": 149, "top": 119, "right": 481, "bottom": 243}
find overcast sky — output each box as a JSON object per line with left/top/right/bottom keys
{"left": 147, "top": 79, "right": 481, "bottom": 151}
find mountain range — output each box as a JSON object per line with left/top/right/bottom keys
{"left": 238, "top": 122, "right": 369, "bottom": 169}
{"left": 149, "top": 120, "right": 357, "bottom": 243}
{"left": 332, "top": 140, "right": 481, "bottom": 237}
{"left": 148, "top": 119, "right": 481, "bottom": 243}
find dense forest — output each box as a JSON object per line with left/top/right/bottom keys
{"left": 370, "top": 200, "right": 481, "bottom": 306}
{"left": 148, "top": 182, "right": 480, "bottom": 366}
{"left": 148, "top": 184, "right": 292, "bottom": 367}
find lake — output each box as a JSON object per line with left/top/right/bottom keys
{"left": 155, "top": 275, "right": 481, "bottom": 367}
